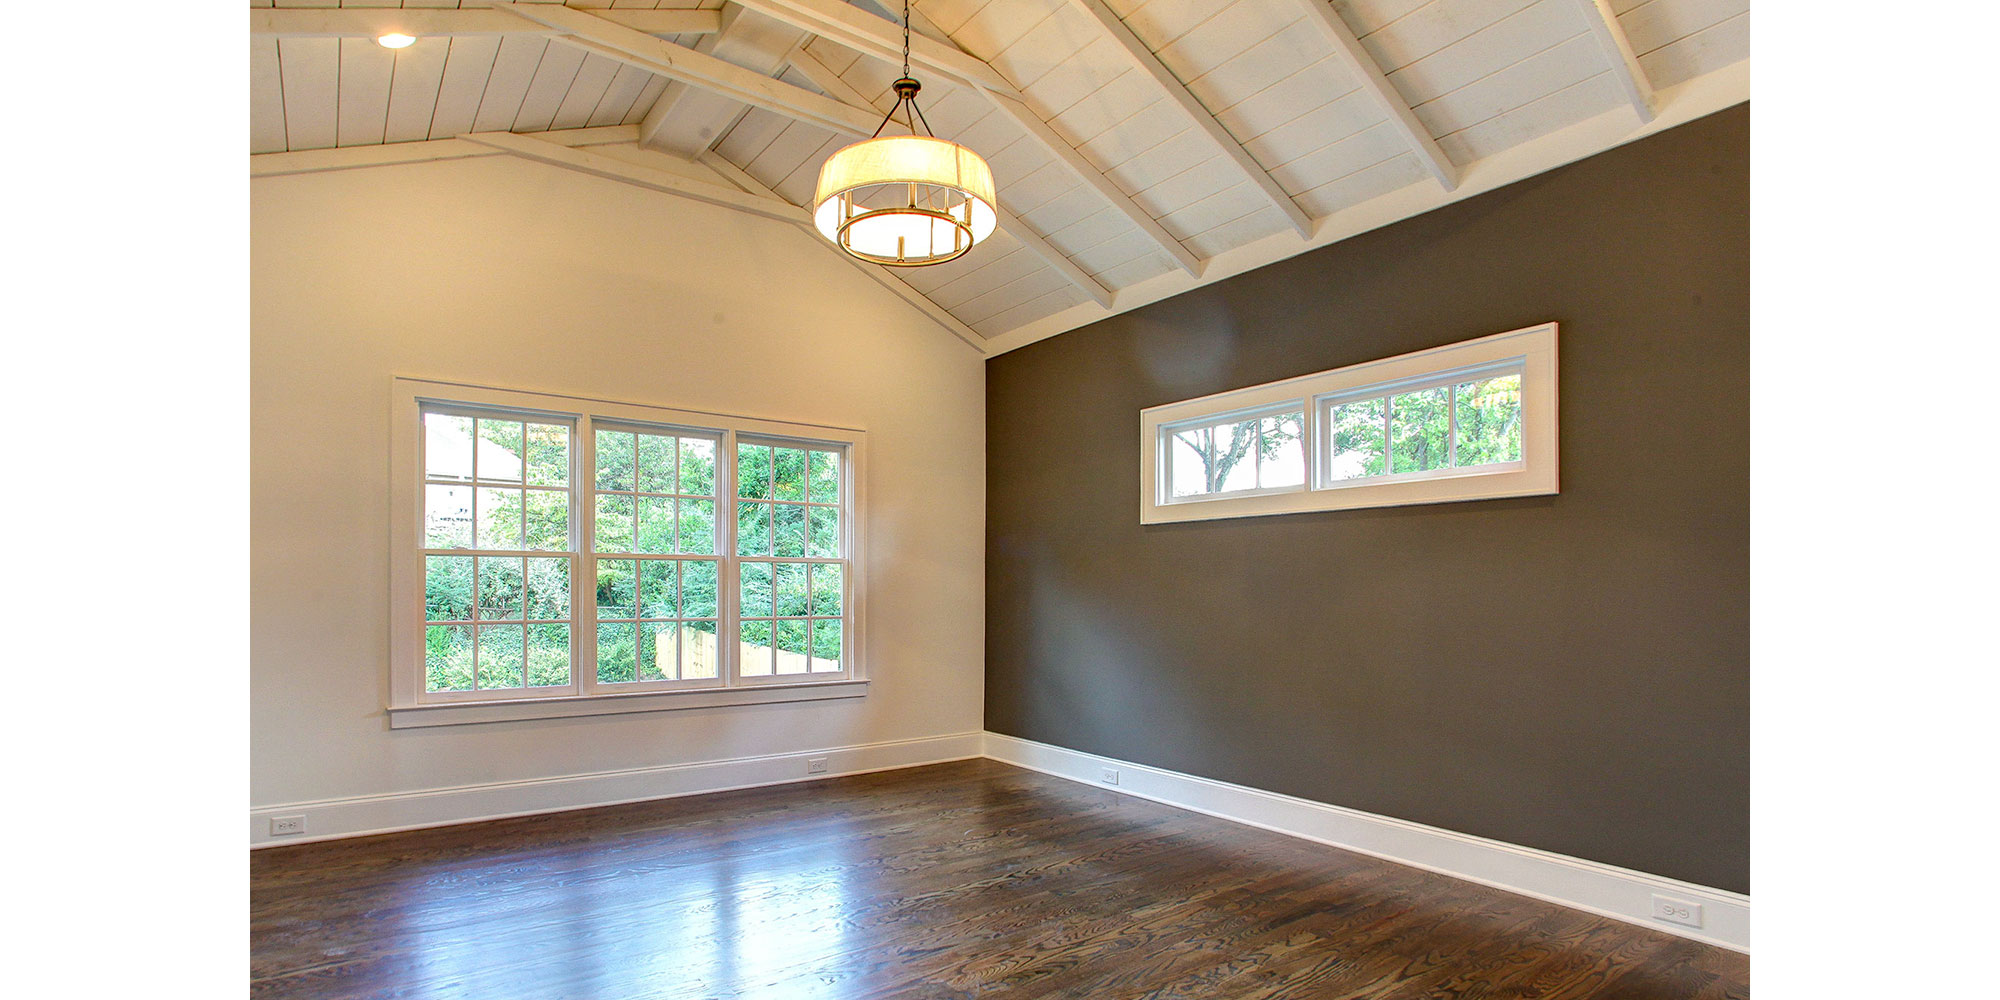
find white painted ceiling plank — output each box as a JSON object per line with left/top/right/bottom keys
{"left": 278, "top": 38, "right": 340, "bottom": 150}
{"left": 1285, "top": 0, "right": 1460, "bottom": 190}
{"left": 426, "top": 36, "right": 502, "bottom": 139}
{"left": 337, "top": 37, "right": 397, "bottom": 147}
{"left": 970, "top": 285, "right": 1089, "bottom": 339}
{"left": 1358, "top": 0, "right": 1542, "bottom": 72}
{"left": 1242, "top": 88, "right": 1381, "bottom": 173}
{"left": 949, "top": 0, "right": 1065, "bottom": 62}
{"left": 1434, "top": 69, "right": 1621, "bottom": 162}
{"left": 1066, "top": 0, "right": 1312, "bottom": 236}
{"left": 588, "top": 63, "right": 657, "bottom": 127}
{"left": 471, "top": 36, "right": 552, "bottom": 132}
{"left": 1387, "top": 1, "right": 1585, "bottom": 104}
{"left": 620, "top": 76, "right": 672, "bottom": 124}
{"left": 1211, "top": 58, "right": 1352, "bottom": 147}
{"left": 1617, "top": 0, "right": 1743, "bottom": 55}
{"left": 252, "top": 38, "right": 290, "bottom": 154}
{"left": 1266, "top": 120, "right": 1408, "bottom": 195}
{"left": 1151, "top": 4, "right": 1300, "bottom": 84}
{"left": 252, "top": 7, "right": 725, "bottom": 38}
{"left": 955, "top": 267, "right": 1073, "bottom": 326}
{"left": 511, "top": 42, "right": 590, "bottom": 132}
{"left": 383, "top": 36, "right": 452, "bottom": 144}
{"left": 727, "top": 0, "right": 1018, "bottom": 94}
{"left": 1184, "top": 203, "right": 1287, "bottom": 258}
{"left": 1410, "top": 33, "right": 1602, "bottom": 139}
{"left": 1635, "top": 11, "right": 1745, "bottom": 89}
{"left": 1183, "top": 20, "right": 1342, "bottom": 114}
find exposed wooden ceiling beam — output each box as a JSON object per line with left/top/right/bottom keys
{"left": 251, "top": 7, "right": 722, "bottom": 40}
{"left": 251, "top": 126, "right": 637, "bottom": 177}
{"left": 1574, "top": 0, "right": 1657, "bottom": 123}
{"left": 1285, "top": 0, "right": 1459, "bottom": 192}
{"left": 1063, "top": 0, "right": 1313, "bottom": 239}
{"left": 460, "top": 131, "right": 803, "bottom": 223}
{"left": 488, "top": 3, "right": 879, "bottom": 138}
{"left": 698, "top": 151, "right": 987, "bottom": 352}
{"left": 639, "top": 5, "right": 745, "bottom": 150}
{"left": 784, "top": 49, "right": 1115, "bottom": 309}
{"left": 728, "top": 0, "right": 1016, "bottom": 96}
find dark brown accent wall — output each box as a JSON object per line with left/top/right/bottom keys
{"left": 985, "top": 105, "right": 1749, "bottom": 893}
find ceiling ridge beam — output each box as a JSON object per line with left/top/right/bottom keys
{"left": 252, "top": 7, "right": 722, "bottom": 40}
{"left": 485, "top": 2, "right": 879, "bottom": 138}
{"left": 1287, "top": 0, "right": 1459, "bottom": 191}
{"left": 1574, "top": 0, "right": 1657, "bottom": 123}
{"left": 784, "top": 49, "right": 1114, "bottom": 309}
{"left": 1065, "top": 0, "right": 1314, "bottom": 238}
{"left": 728, "top": 0, "right": 1018, "bottom": 96}
{"left": 698, "top": 151, "right": 988, "bottom": 353}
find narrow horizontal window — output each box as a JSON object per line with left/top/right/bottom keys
{"left": 1140, "top": 323, "right": 1558, "bottom": 523}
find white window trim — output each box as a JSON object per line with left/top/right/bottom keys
{"left": 1139, "top": 323, "right": 1558, "bottom": 524}
{"left": 387, "top": 376, "right": 868, "bottom": 728}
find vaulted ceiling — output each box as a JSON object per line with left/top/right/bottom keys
{"left": 250, "top": 0, "right": 1750, "bottom": 355}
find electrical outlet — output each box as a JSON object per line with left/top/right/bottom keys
{"left": 806, "top": 757, "right": 829, "bottom": 775}
{"left": 269, "top": 816, "right": 306, "bottom": 837}
{"left": 1651, "top": 894, "right": 1703, "bottom": 928}
{"left": 1100, "top": 768, "right": 1120, "bottom": 785}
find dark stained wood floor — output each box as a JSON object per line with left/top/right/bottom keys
{"left": 251, "top": 759, "right": 1748, "bottom": 999}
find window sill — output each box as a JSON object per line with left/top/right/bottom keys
{"left": 387, "top": 678, "right": 869, "bottom": 729}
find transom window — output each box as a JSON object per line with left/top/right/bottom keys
{"left": 1141, "top": 323, "right": 1558, "bottom": 523}
{"left": 390, "top": 379, "right": 863, "bottom": 723}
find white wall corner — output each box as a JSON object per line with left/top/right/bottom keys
{"left": 980, "top": 732, "right": 1749, "bottom": 953}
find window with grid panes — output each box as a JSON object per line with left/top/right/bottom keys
{"left": 393, "top": 379, "right": 861, "bottom": 721}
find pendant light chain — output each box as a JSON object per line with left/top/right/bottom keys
{"left": 902, "top": 0, "right": 913, "bottom": 80}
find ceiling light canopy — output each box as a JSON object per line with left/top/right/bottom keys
{"left": 811, "top": 3, "right": 996, "bottom": 267}
{"left": 376, "top": 33, "right": 416, "bottom": 49}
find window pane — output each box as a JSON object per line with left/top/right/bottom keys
{"left": 424, "top": 414, "right": 474, "bottom": 481}
{"left": 1390, "top": 387, "right": 1451, "bottom": 473}
{"left": 639, "top": 559, "right": 677, "bottom": 619}
{"left": 774, "top": 504, "right": 808, "bottom": 558}
{"left": 773, "top": 448, "right": 807, "bottom": 501}
{"left": 638, "top": 623, "right": 675, "bottom": 682}
{"left": 477, "top": 420, "right": 524, "bottom": 483}
{"left": 525, "top": 558, "right": 570, "bottom": 619}
{"left": 636, "top": 432, "right": 677, "bottom": 494}
{"left": 739, "top": 562, "right": 773, "bottom": 618}
{"left": 596, "top": 623, "right": 636, "bottom": 683}
{"left": 477, "top": 488, "right": 523, "bottom": 549}
{"left": 1211, "top": 419, "right": 1260, "bottom": 493}
{"left": 680, "top": 439, "right": 716, "bottom": 497}
{"left": 595, "top": 430, "right": 634, "bottom": 491}
{"left": 807, "top": 450, "right": 839, "bottom": 503}
{"left": 678, "top": 499, "right": 716, "bottom": 555}
{"left": 1169, "top": 427, "right": 1210, "bottom": 498}
{"left": 774, "top": 563, "right": 809, "bottom": 617}
{"left": 682, "top": 560, "right": 718, "bottom": 618}
{"left": 524, "top": 422, "right": 569, "bottom": 487}
{"left": 476, "top": 556, "right": 523, "bottom": 620}
{"left": 526, "top": 624, "right": 570, "bottom": 687}
{"left": 681, "top": 621, "right": 719, "bottom": 679}
{"left": 1327, "top": 398, "right": 1387, "bottom": 481}
{"left": 775, "top": 620, "right": 810, "bottom": 675}
{"left": 595, "top": 494, "right": 634, "bottom": 553}
{"left": 635, "top": 495, "right": 675, "bottom": 553}
{"left": 1454, "top": 374, "right": 1523, "bottom": 467}
{"left": 740, "top": 620, "right": 774, "bottom": 676}
{"left": 476, "top": 624, "right": 525, "bottom": 689}
{"left": 1258, "top": 412, "right": 1305, "bottom": 488}
{"left": 425, "top": 485, "right": 473, "bottom": 548}
{"left": 737, "top": 444, "right": 772, "bottom": 499}
{"left": 737, "top": 502, "right": 771, "bottom": 556}
{"left": 425, "top": 556, "right": 473, "bottom": 620}
{"left": 524, "top": 491, "right": 569, "bottom": 551}
{"left": 808, "top": 506, "right": 839, "bottom": 558}
{"left": 425, "top": 624, "right": 474, "bottom": 692}
{"left": 810, "top": 620, "right": 842, "bottom": 674}
{"left": 595, "top": 559, "right": 636, "bottom": 619}
{"left": 810, "top": 564, "right": 842, "bottom": 618}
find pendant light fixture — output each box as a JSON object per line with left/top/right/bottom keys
{"left": 812, "top": 0, "right": 997, "bottom": 266}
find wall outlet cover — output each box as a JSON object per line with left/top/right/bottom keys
{"left": 806, "top": 757, "right": 829, "bottom": 774}
{"left": 269, "top": 816, "right": 306, "bottom": 837}
{"left": 1651, "top": 894, "right": 1704, "bottom": 928}
{"left": 1100, "top": 768, "right": 1120, "bottom": 785}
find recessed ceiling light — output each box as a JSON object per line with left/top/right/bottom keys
{"left": 376, "top": 33, "right": 416, "bottom": 49}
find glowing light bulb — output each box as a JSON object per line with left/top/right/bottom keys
{"left": 377, "top": 33, "right": 416, "bottom": 49}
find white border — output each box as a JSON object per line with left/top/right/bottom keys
{"left": 250, "top": 731, "right": 981, "bottom": 847}
{"left": 1139, "top": 323, "right": 1559, "bottom": 523}
{"left": 984, "top": 733, "right": 1748, "bottom": 952}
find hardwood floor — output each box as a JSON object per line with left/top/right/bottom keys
{"left": 251, "top": 759, "right": 1748, "bottom": 999}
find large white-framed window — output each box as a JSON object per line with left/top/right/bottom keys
{"left": 389, "top": 377, "right": 865, "bottom": 728}
{"left": 1140, "top": 323, "right": 1558, "bottom": 523}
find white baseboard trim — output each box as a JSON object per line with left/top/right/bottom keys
{"left": 982, "top": 732, "right": 1749, "bottom": 953}
{"left": 249, "top": 731, "right": 983, "bottom": 848}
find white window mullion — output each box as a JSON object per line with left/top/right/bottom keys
{"left": 577, "top": 417, "right": 600, "bottom": 696}
{"left": 719, "top": 428, "right": 739, "bottom": 689}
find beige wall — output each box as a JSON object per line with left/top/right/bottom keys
{"left": 251, "top": 154, "right": 985, "bottom": 809}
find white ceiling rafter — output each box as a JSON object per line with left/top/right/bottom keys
{"left": 1575, "top": 0, "right": 1659, "bottom": 123}
{"left": 1285, "top": 0, "right": 1460, "bottom": 192}
{"left": 732, "top": 0, "right": 1204, "bottom": 278}
{"left": 639, "top": 5, "right": 746, "bottom": 150}
{"left": 250, "top": 7, "right": 723, "bottom": 41}
{"left": 1062, "top": 0, "right": 1313, "bottom": 239}
{"left": 251, "top": 125, "right": 637, "bottom": 177}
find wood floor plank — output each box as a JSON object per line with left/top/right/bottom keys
{"left": 250, "top": 759, "right": 1748, "bottom": 999}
